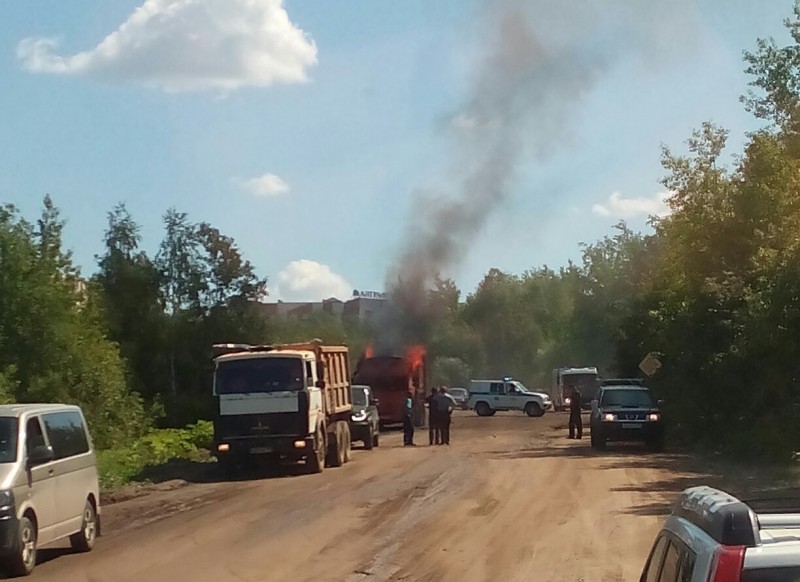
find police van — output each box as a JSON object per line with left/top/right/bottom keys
{"left": 468, "top": 378, "right": 552, "bottom": 417}
{"left": 640, "top": 486, "right": 800, "bottom": 581}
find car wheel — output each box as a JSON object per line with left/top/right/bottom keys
{"left": 475, "top": 402, "right": 492, "bottom": 417}
{"left": 4, "top": 515, "right": 37, "bottom": 577}
{"left": 70, "top": 500, "right": 98, "bottom": 552}
{"left": 525, "top": 402, "right": 544, "bottom": 417}
{"left": 364, "top": 425, "right": 374, "bottom": 450}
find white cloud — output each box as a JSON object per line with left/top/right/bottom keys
{"left": 17, "top": 0, "right": 318, "bottom": 93}
{"left": 239, "top": 173, "right": 290, "bottom": 197}
{"left": 271, "top": 260, "right": 352, "bottom": 302}
{"left": 592, "top": 192, "right": 672, "bottom": 219}
{"left": 451, "top": 113, "right": 479, "bottom": 131}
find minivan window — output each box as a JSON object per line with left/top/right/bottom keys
{"left": 42, "top": 412, "right": 89, "bottom": 460}
{"left": 26, "top": 417, "right": 46, "bottom": 452}
{"left": 0, "top": 418, "right": 18, "bottom": 463}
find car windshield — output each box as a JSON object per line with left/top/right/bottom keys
{"left": 512, "top": 382, "right": 529, "bottom": 392}
{"left": 351, "top": 387, "right": 368, "bottom": 406}
{"left": 215, "top": 357, "right": 304, "bottom": 394}
{"left": 0, "top": 417, "right": 18, "bottom": 463}
{"left": 601, "top": 389, "right": 656, "bottom": 408}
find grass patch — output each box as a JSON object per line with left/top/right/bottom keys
{"left": 97, "top": 420, "right": 213, "bottom": 489}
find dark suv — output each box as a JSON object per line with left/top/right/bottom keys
{"left": 590, "top": 385, "right": 664, "bottom": 450}
{"left": 350, "top": 384, "right": 380, "bottom": 450}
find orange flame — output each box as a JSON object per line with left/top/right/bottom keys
{"left": 364, "top": 344, "right": 374, "bottom": 359}
{"left": 405, "top": 344, "right": 426, "bottom": 373}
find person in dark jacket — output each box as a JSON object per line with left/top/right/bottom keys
{"left": 434, "top": 387, "right": 457, "bottom": 445}
{"left": 568, "top": 386, "right": 583, "bottom": 439}
{"left": 426, "top": 387, "right": 440, "bottom": 446}
{"left": 403, "top": 388, "right": 415, "bottom": 446}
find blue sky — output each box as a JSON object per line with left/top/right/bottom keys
{"left": 0, "top": 0, "right": 795, "bottom": 301}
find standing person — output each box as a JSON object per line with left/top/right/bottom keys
{"left": 435, "top": 386, "right": 457, "bottom": 445}
{"left": 568, "top": 385, "right": 583, "bottom": 439}
{"left": 426, "top": 387, "right": 440, "bottom": 446}
{"left": 403, "top": 388, "right": 416, "bottom": 446}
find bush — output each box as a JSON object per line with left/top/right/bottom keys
{"left": 97, "top": 420, "right": 213, "bottom": 489}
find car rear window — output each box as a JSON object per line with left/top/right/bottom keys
{"left": 741, "top": 567, "right": 800, "bottom": 581}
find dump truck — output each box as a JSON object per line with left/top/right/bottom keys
{"left": 211, "top": 339, "right": 352, "bottom": 473}
{"left": 351, "top": 346, "right": 427, "bottom": 428}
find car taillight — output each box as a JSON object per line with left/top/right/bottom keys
{"left": 708, "top": 545, "right": 745, "bottom": 582}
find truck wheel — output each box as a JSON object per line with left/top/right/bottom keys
{"left": 343, "top": 423, "right": 352, "bottom": 463}
{"left": 475, "top": 402, "right": 491, "bottom": 417}
{"left": 307, "top": 427, "right": 325, "bottom": 474}
{"left": 364, "top": 425, "right": 374, "bottom": 450}
{"left": 525, "top": 402, "right": 544, "bottom": 417}
{"left": 327, "top": 423, "right": 345, "bottom": 468}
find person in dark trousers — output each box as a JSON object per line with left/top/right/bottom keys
{"left": 435, "top": 387, "right": 457, "bottom": 445}
{"left": 426, "top": 387, "right": 440, "bottom": 446}
{"left": 403, "top": 388, "right": 416, "bottom": 446}
{"left": 568, "top": 386, "right": 583, "bottom": 439}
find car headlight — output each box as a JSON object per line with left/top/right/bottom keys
{"left": 565, "top": 398, "right": 571, "bottom": 405}
{"left": 351, "top": 411, "right": 368, "bottom": 422}
{"left": 0, "top": 490, "right": 14, "bottom": 518}
{"left": 648, "top": 413, "right": 660, "bottom": 422}
{"left": 602, "top": 413, "right": 617, "bottom": 422}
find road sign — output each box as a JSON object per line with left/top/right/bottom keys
{"left": 639, "top": 352, "right": 662, "bottom": 377}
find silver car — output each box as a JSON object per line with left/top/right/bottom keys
{"left": 0, "top": 404, "right": 100, "bottom": 576}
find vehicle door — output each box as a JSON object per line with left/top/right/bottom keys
{"left": 41, "top": 411, "right": 93, "bottom": 538}
{"left": 22, "top": 415, "right": 58, "bottom": 545}
{"left": 366, "top": 387, "right": 380, "bottom": 433}
{"left": 489, "top": 382, "right": 505, "bottom": 409}
{"left": 504, "top": 382, "right": 526, "bottom": 411}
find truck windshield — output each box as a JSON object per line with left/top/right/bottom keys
{"left": 0, "top": 417, "right": 18, "bottom": 463}
{"left": 601, "top": 389, "right": 655, "bottom": 408}
{"left": 215, "top": 357, "right": 304, "bottom": 394}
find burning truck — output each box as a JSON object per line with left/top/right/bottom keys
{"left": 352, "top": 345, "right": 427, "bottom": 428}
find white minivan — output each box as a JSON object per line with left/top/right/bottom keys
{"left": 0, "top": 404, "right": 100, "bottom": 577}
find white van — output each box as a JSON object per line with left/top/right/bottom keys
{"left": 0, "top": 404, "right": 100, "bottom": 577}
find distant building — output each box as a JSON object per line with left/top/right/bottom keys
{"left": 256, "top": 291, "right": 386, "bottom": 323}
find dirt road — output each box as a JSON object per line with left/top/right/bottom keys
{"left": 25, "top": 412, "right": 696, "bottom": 582}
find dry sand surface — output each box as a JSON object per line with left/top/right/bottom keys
{"left": 24, "top": 412, "right": 704, "bottom": 582}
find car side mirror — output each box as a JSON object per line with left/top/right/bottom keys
{"left": 371, "top": 398, "right": 379, "bottom": 406}
{"left": 591, "top": 400, "right": 599, "bottom": 410}
{"left": 28, "top": 445, "right": 54, "bottom": 467}
{"left": 657, "top": 399, "right": 664, "bottom": 406}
